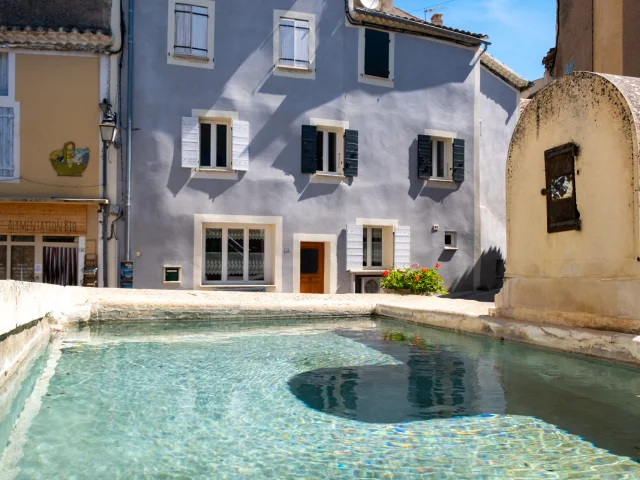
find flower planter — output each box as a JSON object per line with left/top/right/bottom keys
{"left": 382, "top": 288, "right": 412, "bottom": 295}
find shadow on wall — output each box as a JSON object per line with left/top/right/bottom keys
{"left": 446, "top": 246, "right": 505, "bottom": 293}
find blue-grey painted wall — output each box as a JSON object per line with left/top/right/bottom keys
{"left": 125, "top": 0, "right": 518, "bottom": 293}
{"left": 478, "top": 67, "right": 519, "bottom": 289}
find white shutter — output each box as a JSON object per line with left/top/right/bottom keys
{"left": 181, "top": 117, "right": 200, "bottom": 169}
{"left": 394, "top": 226, "right": 411, "bottom": 269}
{"left": 294, "top": 20, "right": 309, "bottom": 68}
{"left": 279, "top": 18, "right": 294, "bottom": 67}
{"left": 232, "top": 120, "right": 250, "bottom": 171}
{"left": 346, "top": 224, "right": 364, "bottom": 271}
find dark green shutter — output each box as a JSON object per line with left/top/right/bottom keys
{"left": 301, "top": 125, "right": 317, "bottom": 174}
{"left": 452, "top": 138, "right": 465, "bottom": 182}
{"left": 364, "top": 29, "right": 390, "bottom": 79}
{"left": 343, "top": 129, "right": 358, "bottom": 177}
{"left": 417, "top": 135, "right": 432, "bottom": 178}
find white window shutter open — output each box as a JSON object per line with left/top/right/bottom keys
{"left": 232, "top": 120, "right": 250, "bottom": 171}
{"left": 394, "top": 226, "right": 411, "bottom": 269}
{"left": 346, "top": 224, "right": 364, "bottom": 271}
{"left": 181, "top": 117, "right": 200, "bottom": 169}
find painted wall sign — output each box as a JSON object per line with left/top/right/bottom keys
{"left": 49, "top": 141, "right": 90, "bottom": 176}
{"left": 0, "top": 204, "right": 87, "bottom": 236}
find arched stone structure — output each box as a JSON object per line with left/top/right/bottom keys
{"left": 496, "top": 72, "right": 640, "bottom": 334}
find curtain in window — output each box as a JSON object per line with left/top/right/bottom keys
{"left": 205, "top": 228, "right": 222, "bottom": 281}
{"left": 0, "top": 245, "right": 6, "bottom": 280}
{"left": 371, "top": 228, "right": 383, "bottom": 267}
{"left": 248, "top": 229, "right": 264, "bottom": 281}
{"left": 0, "top": 53, "right": 8, "bottom": 96}
{"left": 227, "top": 229, "right": 244, "bottom": 281}
{"left": 44, "top": 247, "right": 77, "bottom": 286}
{"left": 191, "top": 6, "right": 208, "bottom": 57}
{"left": 0, "top": 107, "right": 14, "bottom": 178}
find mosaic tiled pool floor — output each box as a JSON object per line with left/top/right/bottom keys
{"left": 1, "top": 317, "right": 639, "bottom": 479}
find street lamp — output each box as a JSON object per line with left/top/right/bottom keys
{"left": 99, "top": 98, "right": 118, "bottom": 147}
{"left": 99, "top": 98, "right": 117, "bottom": 289}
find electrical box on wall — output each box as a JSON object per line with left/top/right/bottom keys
{"left": 433, "top": 224, "right": 439, "bottom": 231}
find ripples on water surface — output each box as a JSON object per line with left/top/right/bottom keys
{"left": 0, "top": 317, "right": 639, "bottom": 479}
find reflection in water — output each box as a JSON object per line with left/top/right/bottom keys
{"left": 289, "top": 336, "right": 494, "bottom": 424}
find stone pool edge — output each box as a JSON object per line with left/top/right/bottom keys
{"left": 374, "top": 303, "right": 640, "bottom": 366}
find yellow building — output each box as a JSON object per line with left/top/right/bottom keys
{"left": 496, "top": 72, "right": 640, "bottom": 335}
{"left": 0, "top": 2, "right": 120, "bottom": 286}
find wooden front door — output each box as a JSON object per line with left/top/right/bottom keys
{"left": 300, "top": 242, "right": 325, "bottom": 294}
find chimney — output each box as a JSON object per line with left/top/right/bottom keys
{"left": 430, "top": 13, "right": 443, "bottom": 26}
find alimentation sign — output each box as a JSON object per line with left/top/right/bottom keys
{"left": 0, "top": 203, "right": 87, "bottom": 236}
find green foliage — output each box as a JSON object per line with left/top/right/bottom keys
{"left": 380, "top": 263, "right": 447, "bottom": 295}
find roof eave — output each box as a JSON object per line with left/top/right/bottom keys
{"left": 351, "top": 7, "right": 489, "bottom": 47}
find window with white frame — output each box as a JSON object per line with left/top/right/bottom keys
{"left": 273, "top": 10, "right": 315, "bottom": 79}
{"left": 175, "top": 4, "right": 209, "bottom": 58}
{"left": 168, "top": 0, "right": 215, "bottom": 68}
{"left": 279, "top": 18, "right": 310, "bottom": 69}
{"left": 204, "top": 226, "right": 267, "bottom": 283}
{"left": 362, "top": 227, "right": 383, "bottom": 268}
{"left": 199, "top": 120, "right": 229, "bottom": 169}
{"left": 0, "top": 52, "right": 17, "bottom": 181}
{"left": 315, "top": 127, "right": 341, "bottom": 174}
{"left": 431, "top": 137, "right": 451, "bottom": 180}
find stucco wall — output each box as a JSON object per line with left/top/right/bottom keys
{"left": 506, "top": 73, "right": 638, "bottom": 280}
{"left": 555, "top": 0, "right": 593, "bottom": 77}
{"left": 478, "top": 67, "right": 518, "bottom": 289}
{"left": 3, "top": 54, "right": 101, "bottom": 199}
{"left": 594, "top": 0, "right": 623, "bottom": 75}
{"left": 126, "top": 0, "right": 512, "bottom": 293}
{"left": 623, "top": 0, "right": 640, "bottom": 78}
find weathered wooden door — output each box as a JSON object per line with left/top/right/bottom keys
{"left": 300, "top": 242, "right": 324, "bottom": 294}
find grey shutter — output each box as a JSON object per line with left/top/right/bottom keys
{"left": 417, "top": 135, "right": 432, "bottom": 179}
{"left": 346, "top": 224, "right": 364, "bottom": 271}
{"left": 343, "top": 129, "right": 358, "bottom": 177}
{"left": 280, "top": 18, "right": 294, "bottom": 67}
{"left": 301, "top": 125, "right": 317, "bottom": 174}
{"left": 394, "top": 226, "right": 411, "bottom": 269}
{"left": 452, "top": 138, "right": 465, "bottom": 182}
{"left": 364, "top": 29, "right": 390, "bottom": 78}
{"left": 181, "top": 117, "right": 200, "bottom": 168}
{"left": 232, "top": 120, "right": 250, "bottom": 171}
{"left": 0, "top": 107, "right": 14, "bottom": 178}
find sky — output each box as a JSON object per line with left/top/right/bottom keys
{"left": 394, "top": 0, "right": 556, "bottom": 81}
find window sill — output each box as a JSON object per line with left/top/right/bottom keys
{"left": 163, "top": 281, "right": 182, "bottom": 285}
{"left": 310, "top": 173, "right": 346, "bottom": 184}
{"left": 274, "top": 64, "right": 315, "bottom": 79}
{"left": 444, "top": 246, "right": 458, "bottom": 251}
{"left": 172, "top": 53, "right": 210, "bottom": 63}
{"left": 424, "top": 178, "right": 457, "bottom": 190}
{"left": 191, "top": 168, "right": 238, "bottom": 180}
{"left": 359, "top": 73, "right": 394, "bottom": 88}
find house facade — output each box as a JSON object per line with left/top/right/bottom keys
{"left": 125, "top": 0, "right": 527, "bottom": 293}
{"left": 0, "top": 0, "right": 121, "bottom": 287}
{"left": 543, "top": 0, "right": 640, "bottom": 79}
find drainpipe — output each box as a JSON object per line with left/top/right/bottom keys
{"left": 124, "top": 0, "right": 134, "bottom": 262}
{"left": 102, "top": 143, "right": 109, "bottom": 287}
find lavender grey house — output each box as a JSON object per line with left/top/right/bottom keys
{"left": 124, "top": 0, "right": 528, "bottom": 293}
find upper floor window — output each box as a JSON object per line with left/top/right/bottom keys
{"left": 358, "top": 28, "right": 394, "bottom": 88}
{"left": 167, "top": 0, "right": 215, "bottom": 69}
{"left": 273, "top": 10, "right": 316, "bottom": 79}
{"left": 279, "top": 18, "right": 310, "bottom": 69}
{"left": 418, "top": 130, "right": 465, "bottom": 183}
{"left": 316, "top": 128, "right": 340, "bottom": 175}
{"left": 301, "top": 120, "right": 358, "bottom": 178}
{"left": 200, "top": 120, "right": 229, "bottom": 169}
{"left": 0, "top": 53, "right": 8, "bottom": 96}
{"left": 0, "top": 51, "right": 18, "bottom": 181}
{"left": 175, "top": 4, "right": 208, "bottom": 58}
